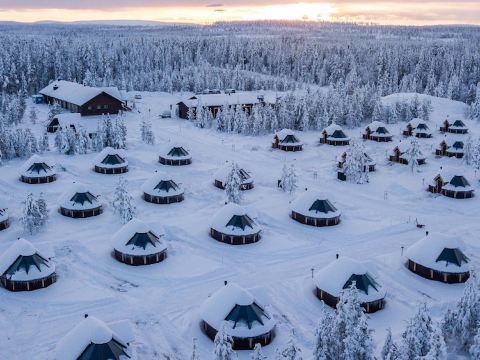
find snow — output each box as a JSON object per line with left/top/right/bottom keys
{"left": 53, "top": 113, "right": 103, "bottom": 134}
{"left": 200, "top": 283, "right": 276, "bottom": 338}
{"left": 159, "top": 145, "right": 192, "bottom": 161}
{"left": 93, "top": 147, "right": 128, "bottom": 169}
{"left": 181, "top": 91, "right": 277, "bottom": 108}
{"left": 141, "top": 173, "right": 184, "bottom": 197}
{"left": 40, "top": 80, "right": 124, "bottom": 106}
{"left": 405, "top": 233, "right": 470, "bottom": 273}
{"left": 323, "top": 123, "right": 350, "bottom": 140}
{"left": 365, "top": 121, "right": 391, "bottom": 136}
{"left": 313, "top": 257, "right": 386, "bottom": 303}
{"left": 19, "top": 154, "right": 56, "bottom": 178}
{"left": 389, "top": 142, "right": 425, "bottom": 159}
{"left": 0, "top": 238, "right": 55, "bottom": 281}
{"left": 274, "top": 129, "right": 303, "bottom": 145}
{"left": 210, "top": 203, "right": 261, "bottom": 236}
{"left": 59, "top": 183, "right": 102, "bottom": 211}
{"left": 112, "top": 218, "right": 167, "bottom": 256}
{"left": 0, "top": 209, "right": 7, "bottom": 223}
{"left": 214, "top": 165, "right": 253, "bottom": 187}
{"left": 291, "top": 190, "right": 341, "bottom": 219}
{"left": 55, "top": 315, "right": 131, "bottom": 360}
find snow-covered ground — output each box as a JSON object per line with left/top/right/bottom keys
{"left": 0, "top": 91, "right": 478, "bottom": 359}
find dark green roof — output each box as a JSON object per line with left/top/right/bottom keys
{"left": 452, "top": 141, "right": 464, "bottom": 150}
{"left": 448, "top": 176, "right": 470, "bottom": 188}
{"left": 309, "top": 199, "right": 337, "bottom": 214}
{"left": 436, "top": 248, "right": 469, "bottom": 267}
{"left": 167, "top": 147, "right": 189, "bottom": 157}
{"left": 27, "top": 162, "right": 52, "bottom": 174}
{"left": 281, "top": 134, "right": 300, "bottom": 143}
{"left": 416, "top": 123, "right": 429, "bottom": 130}
{"left": 70, "top": 192, "right": 97, "bottom": 205}
{"left": 452, "top": 120, "right": 466, "bottom": 127}
{"left": 225, "top": 302, "right": 269, "bottom": 330}
{"left": 78, "top": 339, "right": 130, "bottom": 360}
{"left": 126, "top": 232, "right": 161, "bottom": 250}
{"left": 343, "top": 273, "right": 380, "bottom": 295}
{"left": 4, "top": 253, "right": 51, "bottom": 277}
{"left": 101, "top": 154, "right": 125, "bottom": 165}
{"left": 154, "top": 180, "right": 179, "bottom": 193}
{"left": 330, "top": 130, "right": 348, "bottom": 139}
{"left": 226, "top": 214, "right": 255, "bottom": 231}
{"left": 376, "top": 127, "right": 390, "bottom": 134}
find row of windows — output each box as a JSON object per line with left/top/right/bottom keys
{"left": 87, "top": 104, "right": 109, "bottom": 111}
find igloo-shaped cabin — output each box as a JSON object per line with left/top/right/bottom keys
{"left": 213, "top": 165, "right": 254, "bottom": 191}
{"left": 113, "top": 219, "right": 167, "bottom": 266}
{"left": 56, "top": 315, "right": 134, "bottom": 360}
{"left": 427, "top": 172, "right": 474, "bottom": 199}
{"left": 320, "top": 124, "right": 350, "bottom": 146}
{"left": 59, "top": 184, "right": 103, "bottom": 218}
{"left": 200, "top": 282, "right": 276, "bottom": 350}
{"left": 159, "top": 145, "right": 192, "bottom": 166}
{"left": 291, "top": 191, "right": 341, "bottom": 227}
{"left": 0, "top": 238, "right": 56, "bottom": 291}
{"left": 272, "top": 129, "right": 303, "bottom": 152}
{"left": 0, "top": 203, "right": 9, "bottom": 231}
{"left": 210, "top": 203, "right": 261, "bottom": 245}
{"left": 406, "top": 233, "right": 470, "bottom": 283}
{"left": 142, "top": 173, "right": 184, "bottom": 204}
{"left": 314, "top": 257, "right": 385, "bottom": 313}
{"left": 93, "top": 147, "right": 128, "bottom": 174}
{"left": 362, "top": 121, "right": 392, "bottom": 142}
{"left": 19, "top": 155, "right": 56, "bottom": 184}
{"left": 388, "top": 142, "right": 426, "bottom": 165}
{"left": 440, "top": 119, "right": 468, "bottom": 134}
{"left": 403, "top": 118, "right": 432, "bottom": 138}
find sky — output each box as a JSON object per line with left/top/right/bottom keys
{"left": 0, "top": 1, "right": 479, "bottom": 26}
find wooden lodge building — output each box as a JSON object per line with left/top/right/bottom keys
{"left": 362, "top": 121, "right": 393, "bottom": 142}
{"left": 291, "top": 191, "right": 341, "bottom": 227}
{"left": 403, "top": 118, "right": 432, "bottom": 138}
{"left": 40, "top": 80, "right": 126, "bottom": 116}
{"left": 427, "top": 172, "right": 474, "bottom": 199}
{"left": 406, "top": 233, "right": 470, "bottom": 283}
{"left": 388, "top": 143, "right": 426, "bottom": 165}
{"left": 314, "top": 257, "right": 386, "bottom": 313}
{"left": 435, "top": 139, "right": 464, "bottom": 158}
{"left": 440, "top": 119, "right": 468, "bottom": 134}
{"left": 200, "top": 282, "right": 276, "bottom": 350}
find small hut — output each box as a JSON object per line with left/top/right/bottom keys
{"left": 320, "top": 124, "right": 350, "bottom": 146}
{"left": 435, "top": 140, "right": 449, "bottom": 156}
{"left": 210, "top": 203, "right": 261, "bottom": 245}
{"left": 362, "top": 121, "right": 393, "bottom": 142}
{"left": 440, "top": 119, "right": 468, "bottom": 134}
{"left": 435, "top": 139, "right": 464, "bottom": 158}
{"left": 314, "top": 257, "right": 386, "bottom": 313}
{"left": 272, "top": 129, "right": 303, "bottom": 152}
{"left": 93, "top": 147, "right": 128, "bottom": 174}
{"left": 291, "top": 191, "right": 341, "bottom": 227}
{"left": 112, "top": 219, "right": 167, "bottom": 266}
{"left": 59, "top": 184, "right": 103, "bottom": 218}
{"left": 0, "top": 204, "right": 9, "bottom": 231}
{"left": 406, "top": 233, "right": 470, "bottom": 283}
{"left": 214, "top": 165, "right": 254, "bottom": 191}
{"left": 0, "top": 238, "right": 56, "bottom": 291}
{"left": 403, "top": 118, "right": 432, "bottom": 138}
{"left": 142, "top": 173, "right": 184, "bottom": 204}
{"left": 19, "top": 155, "right": 56, "bottom": 184}
{"left": 427, "top": 172, "right": 474, "bottom": 199}
{"left": 159, "top": 145, "right": 192, "bottom": 166}
{"left": 200, "top": 282, "right": 276, "bottom": 350}
{"left": 56, "top": 315, "right": 134, "bottom": 360}
{"left": 388, "top": 142, "right": 426, "bottom": 165}
{"left": 337, "top": 151, "right": 376, "bottom": 172}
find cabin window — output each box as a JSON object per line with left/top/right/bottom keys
{"left": 97, "top": 105, "right": 102, "bottom": 110}
{"left": 103, "top": 105, "right": 109, "bottom": 109}
{"left": 88, "top": 106, "right": 92, "bottom": 110}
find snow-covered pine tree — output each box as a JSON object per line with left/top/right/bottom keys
{"left": 313, "top": 306, "right": 335, "bottom": 360}
{"left": 191, "top": 338, "right": 200, "bottom": 360}
{"left": 39, "top": 131, "right": 50, "bottom": 152}
{"left": 380, "top": 328, "right": 399, "bottom": 360}
{"left": 213, "top": 322, "right": 236, "bottom": 360}
{"left": 251, "top": 343, "right": 266, "bottom": 360}
{"left": 111, "top": 178, "right": 136, "bottom": 224}
{"left": 21, "top": 192, "right": 48, "bottom": 235}
{"left": 140, "top": 117, "right": 155, "bottom": 145}
{"left": 405, "top": 138, "right": 422, "bottom": 172}
{"left": 29, "top": 106, "right": 37, "bottom": 124}
{"left": 423, "top": 324, "right": 447, "bottom": 360}
{"left": 224, "top": 162, "right": 242, "bottom": 204}
{"left": 344, "top": 141, "right": 369, "bottom": 184}
{"left": 187, "top": 105, "right": 196, "bottom": 122}
{"left": 47, "top": 102, "right": 62, "bottom": 121}
{"left": 470, "top": 326, "right": 480, "bottom": 359}
{"left": 463, "top": 137, "right": 474, "bottom": 166}
{"left": 279, "top": 329, "right": 303, "bottom": 360}
{"left": 398, "top": 302, "right": 433, "bottom": 359}
{"left": 280, "top": 164, "right": 298, "bottom": 195}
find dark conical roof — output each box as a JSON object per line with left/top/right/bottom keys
{"left": 167, "top": 146, "right": 189, "bottom": 157}
{"left": 416, "top": 123, "right": 429, "bottom": 130}
{"left": 436, "top": 248, "right": 469, "bottom": 267}
{"left": 226, "top": 214, "right": 255, "bottom": 231}
{"left": 4, "top": 253, "right": 51, "bottom": 277}
{"left": 238, "top": 168, "right": 251, "bottom": 182}
{"left": 27, "top": 162, "right": 52, "bottom": 174}
{"left": 101, "top": 154, "right": 125, "bottom": 165}
{"left": 452, "top": 141, "right": 464, "bottom": 150}
{"left": 70, "top": 192, "right": 97, "bottom": 205}
{"left": 78, "top": 339, "right": 130, "bottom": 360}
{"left": 309, "top": 199, "right": 337, "bottom": 214}
{"left": 282, "top": 134, "right": 300, "bottom": 143}
{"left": 225, "top": 302, "right": 269, "bottom": 330}
{"left": 330, "top": 129, "right": 348, "bottom": 139}
{"left": 342, "top": 273, "right": 380, "bottom": 295}
{"left": 376, "top": 126, "right": 390, "bottom": 135}
{"left": 154, "top": 180, "right": 180, "bottom": 193}
{"left": 448, "top": 175, "right": 470, "bottom": 188}
{"left": 452, "top": 120, "right": 466, "bottom": 127}
{"left": 126, "top": 231, "right": 161, "bottom": 250}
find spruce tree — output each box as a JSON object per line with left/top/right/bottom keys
{"left": 21, "top": 192, "right": 48, "bottom": 235}
{"left": 224, "top": 162, "right": 242, "bottom": 204}
{"left": 399, "top": 302, "right": 433, "bottom": 358}
{"left": 313, "top": 307, "right": 335, "bottom": 360}
{"left": 251, "top": 343, "right": 267, "bottom": 360}
{"left": 191, "top": 338, "right": 200, "bottom": 360}
{"left": 279, "top": 329, "right": 303, "bottom": 360}
{"left": 112, "top": 178, "right": 136, "bottom": 224}
{"left": 470, "top": 326, "right": 480, "bottom": 359}
{"left": 280, "top": 164, "right": 298, "bottom": 195}
{"left": 424, "top": 324, "right": 447, "bottom": 360}
{"left": 213, "top": 323, "right": 236, "bottom": 360}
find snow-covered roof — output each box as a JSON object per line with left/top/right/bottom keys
{"left": 214, "top": 165, "right": 253, "bottom": 186}
{"left": 141, "top": 173, "right": 184, "bottom": 197}
{"left": 406, "top": 233, "right": 470, "bottom": 273}
{"left": 180, "top": 92, "right": 277, "bottom": 108}
{"left": 211, "top": 203, "right": 261, "bottom": 236}
{"left": 291, "top": 191, "right": 340, "bottom": 219}
{"left": 274, "top": 129, "right": 302, "bottom": 145}
{"left": 112, "top": 219, "right": 166, "bottom": 256}
{"left": 93, "top": 147, "right": 128, "bottom": 169}
{"left": 40, "top": 80, "right": 124, "bottom": 107}
{"left": 19, "top": 154, "right": 56, "bottom": 178}
{"left": 200, "top": 283, "right": 276, "bottom": 338}
{"left": 314, "top": 257, "right": 385, "bottom": 302}
{"left": 59, "top": 183, "right": 101, "bottom": 211}
{"left": 365, "top": 121, "right": 391, "bottom": 136}
{"left": 0, "top": 238, "right": 55, "bottom": 281}
{"left": 449, "top": 119, "right": 468, "bottom": 130}
{"left": 337, "top": 152, "right": 375, "bottom": 166}
{"left": 389, "top": 142, "right": 425, "bottom": 159}
{"left": 0, "top": 208, "right": 7, "bottom": 223}
{"left": 160, "top": 145, "right": 191, "bottom": 161}
{"left": 323, "top": 124, "right": 350, "bottom": 140}
{"left": 408, "top": 118, "right": 426, "bottom": 128}
{"left": 442, "top": 174, "right": 473, "bottom": 192}
{"left": 56, "top": 316, "right": 133, "bottom": 360}
{"left": 408, "top": 118, "right": 431, "bottom": 134}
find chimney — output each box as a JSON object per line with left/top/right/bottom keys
{"left": 224, "top": 281, "right": 228, "bottom": 286}
{"left": 84, "top": 314, "right": 89, "bottom": 318}
{"left": 336, "top": 253, "right": 339, "bottom": 259}
{"left": 426, "top": 231, "right": 429, "bottom": 236}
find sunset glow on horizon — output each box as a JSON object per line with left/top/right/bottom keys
{"left": 0, "top": 1, "right": 479, "bottom": 26}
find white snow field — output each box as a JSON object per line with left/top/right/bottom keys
{"left": 0, "top": 91, "right": 478, "bottom": 359}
